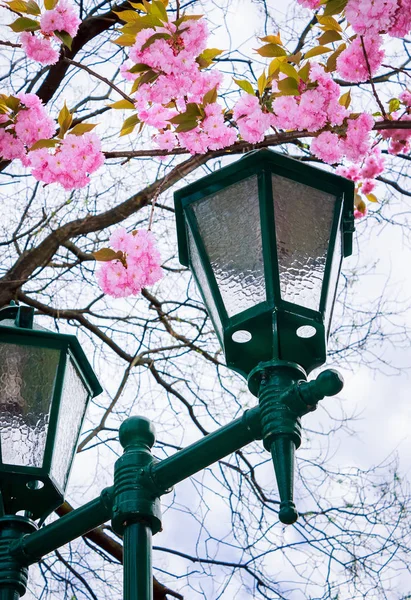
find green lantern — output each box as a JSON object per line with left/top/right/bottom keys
{"left": 174, "top": 149, "right": 354, "bottom": 378}
{"left": 0, "top": 304, "right": 102, "bottom": 520}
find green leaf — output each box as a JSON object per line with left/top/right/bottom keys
{"left": 355, "top": 195, "right": 366, "bottom": 213}
{"left": 169, "top": 103, "right": 201, "bottom": 125}
{"left": 133, "top": 69, "right": 159, "bottom": 92}
{"left": 150, "top": 0, "right": 168, "bottom": 21}
{"left": 129, "top": 2, "right": 147, "bottom": 11}
{"left": 9, "top": 16, "right": 40, "bottom": 31}
{"left": 5, "top": 95, "right": 21, "bottom": 112}
{"left": 366, "top": 193, "right": 378, "bottom": 203}
{"left": 120, "top": 15, "right": 164, "bottom": 34}
{"left": 325, "top": 43, "right": 346, "bottom": 72}
{"left": 25, "top": 0, "right": 40, "bottom": 15}
{"left": 54, "top": 30, "right": 73, "bottom": 49}
{"left": 140, "top": 32, "right": 171, "bottom": 51}
{"left": 44, "top": 0, "right": 58, "bottom": 8}
{"left": 318, "top": 30, "right": 342, "bottom": 44}
{"left": 277, "top": 77, "right": 300, "bottom": 95}
{"left": 57, "top": 102, "right": 72, "bottom": 138}
{"left": 203, "top": 86, "right": 218, "bottom": 105}
{"left": 174, "top": 118, "right": 198, "bottom": 133}
{"left": 259, "top": 33, "right": 282, "bottom": 45}
{"left": 278, "top": 62, "right": 300, "bottom": 81}
{"left": 298, "top": 61, "right": 311, "bottom": 82}
{"left": 257, "top": 71, "right": 268, "bottom": 95}
{"left": 304, "top": 45, "right": 333, "bottom": 59}
{"left": 317, "top": 15, "right": 342, "bottom": 31}
{"left": 323, "top": 0, "right": 348, "bottom": 16}
{"left": 112, "top": 33, "right": 136, "bottom": 47}
{"left": 128, "top": 63, "right": 151, "bottom": 74}
{"left": 173, "top": 14, "right": 203, "bottom": 27}
{"left": 108, "top": 99, "right": 136, "bottom": 109}
{"left": 233, "top": 78, "right": 255, "bottom": 95}
{"left": 256, "top": 43, "right": 287, "bottom": 58}
{"left": 69, "top": 123, "right": 98, "bottom": 135}
{"left": 196, "top": 48, "right": 223, "bottom": 69}
{"left": 93, "top": 248, "right": 124, "bottom": 262}
{"left": 339, "top": 90, "right": 351, "bottom": 108}
{"left": 6, "top": 0, "right": 29, "bottom": 13}
{"left": 120, "top": 113, "right": 140, "bottom": 136}
{"left": 388, "top": 98, "right": 401, "bottom": 113}
{"left": 114, "top": 9, "right": 141, "bottom": 22}
{"left": 29, "top": 138, "right": 59, "bottom": 151}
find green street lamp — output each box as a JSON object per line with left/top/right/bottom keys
{"left": 0, "top": 151, "right": 354, "bottom": 600}
{"left": 174, "top": 149, "right": 354, "bottom": 523}
{"left": 0, "top": 303, "right": 102, "bottom": 520}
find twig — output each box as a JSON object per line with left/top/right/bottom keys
{"left": 63, "top": 57, "right": 134, "bottom": 103}
{"left": 0, "top": 40, "right": 21, "bottom": 48}
{"left": 360, "top": 36, "right": 387, "bottom": 118}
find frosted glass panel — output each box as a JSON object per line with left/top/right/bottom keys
{"left": 272, "top": 174, "right": 336, "bottom": 311}
{"left": 50, "top": 357, "right": 89, "bottom": 490}
{"left": 0, "top": 344, "right": 60, "bottom": 467}
{"left": 192, "top": 176, "right": 266, "bottom": 317}
{"left": 187, "top": 225, "right": 223, "bottom": 341}
{"left": 324, "top": 224, "right": 342, "bottom": 334}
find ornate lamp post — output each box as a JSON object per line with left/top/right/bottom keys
{"left": 0, "top": 150, "right": 354, "bottom": 600}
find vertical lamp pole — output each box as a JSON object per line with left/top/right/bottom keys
{"left": 0, "top": 150, "right": 354, "bottom": 599}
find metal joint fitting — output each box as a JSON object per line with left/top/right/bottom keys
{"left": 0, "top": 516, "right": 37, "bottom": 597}
{"left": 112, "top": 417, "right": 162, "bottom": 536}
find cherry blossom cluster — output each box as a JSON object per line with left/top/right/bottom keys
{"left": 96, "top": 229, "right": 163, "bottom": 297}
{"left": 0, "top": 92, "right": 55, "bottom": 161}
{"left": 345, "top": 0, "right": 411, "bottom": 38}
{"left": 311, "top": 113, "right": 375, "bottom": 165}
{"left": 18, "top": 1, "right": 80, "bottom": 65}
{"left": 0, "top": 92, "right": 104, "bottom": 190}
{"left": 272, "top": 63, "right": 348, "bottom": 134}
{"left": 27, "top": 133, "right": 104, "bottom": 190}
{"left": 124, "top": 18, "right": 237, "bottom": 154}
{"left": 336, "top": 36, "right": 385, "bottom": 84}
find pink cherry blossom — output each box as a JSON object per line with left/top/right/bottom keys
{"left": 359, "top": 146, "right": 385, "bottom": 179}
{"left": 97, "top": 229, "right": 163, "bottom": 297}
{"left": 388, "top": 0, "right": 411, "bottom": 36}
{"left": 340, "top": 113, "right": 374, "bottom": 162}
{"left": 346, "top": 0, "right": 399, "bottom": 35}
{"left": 361, "top": 179, "right": 376, "bottom": 194}
{"left": 336, "top": 164, "right": 362, "bottom": 181}
{"left": 399, "top": 89, "right": 411, "bottom": 107}
{"left": 337, "top": 36, "right": 384, "bottom": 83}
{"left": 0, "top": 130, "right": 26, "bottom": 160}
{"left": 152, "top": 130, "right": 177, "bottom": 152}
{"left": 27, "top": 132, "right": 104, "bottom": 190}
{"left": 20, "top": 32, "right": 60, "bottom": 65}
{"left": 310, "top": 131, "right": 343, "bottom": 164}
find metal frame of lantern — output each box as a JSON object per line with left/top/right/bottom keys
{"left": 174, "top": 149, "right": 354, "bottom": 377}
{"left": 0, "top": 153, "right": 354, "bottom": 600}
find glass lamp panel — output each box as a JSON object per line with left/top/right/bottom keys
{"left": 50, "top": 356, "right": 89, "bottom": 490}
{"left": 324, "top": 224, "right": 342, "bottom": 335}
{"left": 272, "top": 174, "right": 337, "bottom": 311}
{"left": 0, "top": 344, "right": 60, "bottom": 467}
{"left": 187, "top": 225, "right": 223, "bottom": 341}
{"left": 191, "top": 175, "right": 266, "bottom": 318}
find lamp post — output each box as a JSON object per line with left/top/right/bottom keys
{"left": 0, "top": 150, "right": 354, "bottom": 600}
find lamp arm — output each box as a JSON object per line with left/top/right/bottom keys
{"left": 10, "top": 486, "right": 113, "bottom": 565}
{"left": 150, "top": 405, "right": 262, "bottom": 492}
